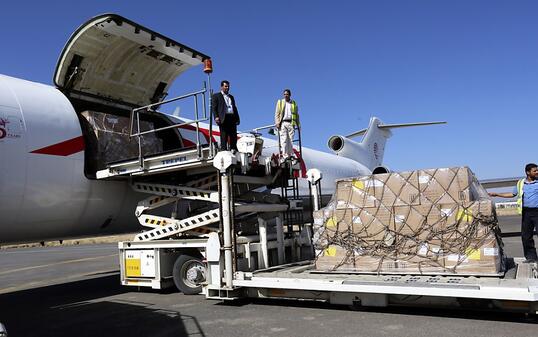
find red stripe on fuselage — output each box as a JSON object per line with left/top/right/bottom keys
{"left": 30, "top": 136, "right": 85, "bottom": 156}
{"left": 182, "top": 138, "right": 196, "bottom": 147}
{"left": 177, "top": 124, "right": 244, "bottom": 144}
{"left": 177, "top": 124, "right": 220, "bottom": 143}
{"left": 293, "top": 149, "right": 308, "bottom": 178}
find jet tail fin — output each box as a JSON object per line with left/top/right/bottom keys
{"left": 328, "top": 117, "right": 446, "bottom": 171}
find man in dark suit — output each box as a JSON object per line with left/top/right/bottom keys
{"left": 212, "top": 80, "right": 240, "bottom": 151}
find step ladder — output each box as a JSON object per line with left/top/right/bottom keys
{"left": 281, "top": 167, "right": 304, "bottom": 237}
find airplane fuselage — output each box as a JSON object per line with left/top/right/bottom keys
{"left": 0, "top": 75, "right": 145, "bottom": 243}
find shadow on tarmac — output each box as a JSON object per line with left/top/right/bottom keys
{"left": 0, "top": 273, "right": 206, "bottom": 337}
{"left": 218, "top": 297, "right": 537, "bottom": 324}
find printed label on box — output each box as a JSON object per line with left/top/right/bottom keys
{"left": 419, "top": 175, "right": 431, "bottom": 184}
{"left": 483, "top": 248, "right": 499, "bottom": 256}
{"left": 352, "top": 216, "right": 362, "bottom": 224}
{"left": 394, "top": 214, "right": 405, "bottom": 223}
{"left": 418, "top": 244, "right": 428, "bottom": 256}
{"left": 353, "top": 247, "right": 366, "bottom": 255}
{"left": 447, "top": 254, "right": 463, "bottom": 261}
{"left": 365, "top": 179, "right": 384, "bottom": 188}
{"left": 441, "top": 208, "right": 454, "bottom": 216}
{"left": 336, "top": 200, "right": 359, "bottom": 209}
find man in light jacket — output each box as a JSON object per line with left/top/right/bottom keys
{"left": 274, "top": 89, "right": 299, "bottom": 161}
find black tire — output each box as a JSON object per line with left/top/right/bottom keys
{"left": 172, "top": 254, "right": 205, "bottom": 295}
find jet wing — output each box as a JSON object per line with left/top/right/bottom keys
{"left": 479, "top": 177, "right": 522, "bottom": 189}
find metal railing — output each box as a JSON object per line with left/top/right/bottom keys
{"left": 244, "top": 123, "right": 304, "bottom": 164}
{"left": 250, "top": 123, "right": 276, "bottom": 136}
{"left": 129, "top": 82, "right": 215, "bottom": 168}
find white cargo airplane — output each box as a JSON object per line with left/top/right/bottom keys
{"left": 0, "top": 14, "right": 445, "bottom": 245}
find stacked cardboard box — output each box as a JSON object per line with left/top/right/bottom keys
{"left": 80, "top": 111, "right": 163, "bottom": 171}
{"left": 314, "top": 167, "right": 504, "bottom": 276}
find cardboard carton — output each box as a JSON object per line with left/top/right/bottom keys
{"left": 80, "top": 111, "right": 163, "bottom": 171}
{"left": 418, "top": 167, "right": 473, "bottom": 204}
{"left": 335, "top": 180, "right": 377, "bottom": 208}
{"left": 442, "top": 233, "right": 502, "bottom": 275}
{"left": 315, "top": 245, "right": 355, "bottom": 271}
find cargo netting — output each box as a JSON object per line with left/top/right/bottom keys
{"left": 313, "top": 167, "right": 505, "bottom": 276}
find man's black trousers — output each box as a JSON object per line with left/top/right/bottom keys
{"left": 521, "top": 207, "right": 538, "bottom": 260}
{"left": 219, "top": 117, "right": 237, "bottom": 151}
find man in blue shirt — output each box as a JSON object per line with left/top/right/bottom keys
{"left": 490, "top": 163, "right": 538, "bottom": 263}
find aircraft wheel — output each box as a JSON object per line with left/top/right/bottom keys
{"left": 173, "top": 254, "right": 205, "bottom": 295}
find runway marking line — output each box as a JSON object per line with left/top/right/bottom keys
{"left": 0, "top": 254, "right": 117, "bottom": 276}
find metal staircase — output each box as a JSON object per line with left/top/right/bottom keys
{"left": 281, "top": 169, "right": 304, "bottom": 237}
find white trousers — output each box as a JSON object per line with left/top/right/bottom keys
{"left": 279, "top": 121, "right": 295, "bottom": 158}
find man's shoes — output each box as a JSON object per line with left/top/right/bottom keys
{"left": 523, "top": 258, "right": 537, "bottom": 264}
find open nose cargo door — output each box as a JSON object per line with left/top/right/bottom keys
{"left": 54, "top": 13, "right": 210, "bottom": 108}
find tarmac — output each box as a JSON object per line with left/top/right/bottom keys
{"left": 0, "top": 215, "right": 536, "bottom": 337}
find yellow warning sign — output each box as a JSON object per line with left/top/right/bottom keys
{"left": 325, "top": 246, "right": 337, "bottom": 257}
{"left": 352, "top": 180, "right": 364, "bottom": 190}
{"left": 325, "top": 217, "right": 338, "bottom": 228}
{"left": 457, "top": 209, "right": 473, "bottom": 223}
{"left": 465, "top": 248, "right": 481, "bottom": 260}
{"left": 125, "top": 258, "right": 141, "bottom": 277}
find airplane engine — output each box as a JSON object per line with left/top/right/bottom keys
{"left": 327, "top": 134, "right": 389, "bottom": 177}
{"left": 372, "top": 166, "right": 390, "bottom": 174}
{"left": 328, "top": 135, "right": 359, "bottom": 156}
{"left": 327, "top": 135, "right": 374, "bottom": 168}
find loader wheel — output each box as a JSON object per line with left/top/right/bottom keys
{"left": 173, "top": 254, "right": 206, "bottom": 295}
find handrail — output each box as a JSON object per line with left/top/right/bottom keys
{"left": 128, "top": 82, "right": 214, "bottom": 168}
{"left": 251, "top": 124, "right": 276, "bottom": 134}
{"left": 133, "top": 118, "right": 210, "bottom": 137}
{"left": 250, "top": 121, "right": 304, "bottom": 165}
{"left": 132, "top": 88, "right": 207, "bottom": 114}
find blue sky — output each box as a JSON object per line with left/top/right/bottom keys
{"left": 1, "top": 1, "right": 537, "bottom": 180}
